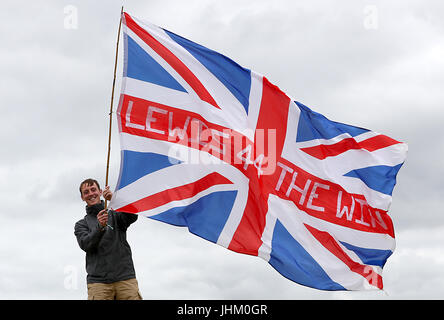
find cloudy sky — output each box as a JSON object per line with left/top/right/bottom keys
{"left": 1, "top": 0, "right": 443, "bottom": 300}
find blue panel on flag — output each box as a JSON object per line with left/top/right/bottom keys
{"left": 344, "top": 163, "right": 403, "bottom": 195}
{"left": 269, "top": 219, "right": 345, "bottom": 291}
{"left": 340, "top": 241, "right": 393, "bottom": 268}
{"left": 150, "top": 190, "right": 237, "bottom": 244}
{"left": 295, "top": 101, "right": 369, "bottom": 142}
{"left": 117, "top": 150, "right": 182, "bottom": 190}
{"left": 126, "top": 35, "right": 187, "bottom": 92}
{"left": 164, "top": 29, "right": 251, "bottom": 114}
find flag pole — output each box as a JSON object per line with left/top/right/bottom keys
{"left": 105, "top": 5, "right": 124, "bottom": 209}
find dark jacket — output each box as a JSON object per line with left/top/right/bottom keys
{"left": 74, "top": 201, "right": 138, "bottom": 284}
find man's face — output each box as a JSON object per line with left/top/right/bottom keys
{"left": 80, "top": 182, "right": 102, "bottom": 206}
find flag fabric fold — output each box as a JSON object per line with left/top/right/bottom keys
{"left": 110, "top": 12, "right": 407, "bottom": 291}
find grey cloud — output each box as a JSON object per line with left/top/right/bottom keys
{"left": 1, "top": 0, "right": 443, "bottom": 300}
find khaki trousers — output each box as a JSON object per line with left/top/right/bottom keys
{"left": 87, "top": 278, "right": 142, "bottom": 300}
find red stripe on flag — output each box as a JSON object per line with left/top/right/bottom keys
{"left": 359, "top": 134, "right": 401, "bottom": 152}
{"left": 228, "top": 77, "right": 291, "bottom": 256}
{"left": 300, "top": 135, "right": 401, "bottom": 160}
{"left": 304, "top": 224, "right": 383, "bottom": 289}
{"left": 116, "top": 172, "right": 233, "bottom": 214}
{"left": 301, "top": 138, "right": 361, "bottom": 160}
{"left": 124, "top": 13, "right": 220, "bottom": 109}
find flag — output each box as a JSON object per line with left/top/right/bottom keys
{"left": 109, "top": 12, "right": 408, "bottom": 291}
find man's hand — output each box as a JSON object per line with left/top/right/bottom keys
{"left": 103, "top": 186, "right": 113, "bottom": 201}
{"left": 97, "top": 209, "right": 109, "bottom": 228}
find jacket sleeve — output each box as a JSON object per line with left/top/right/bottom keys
{"left": 113, "top": 211, "right": 138, "bottom": 231}
{"left": 74, "top": 219, "right": 105, "bottom": 253}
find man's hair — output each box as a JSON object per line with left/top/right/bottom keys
{"left": 79, "top": 178, "right": 101, "bottom": 196}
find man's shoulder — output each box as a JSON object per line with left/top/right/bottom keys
{"left": 74, "top": 216, "right": 88, "bottom": 228}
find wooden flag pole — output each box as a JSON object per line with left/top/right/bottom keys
{"left": 105, "top": 6, "right": 124, "bottom": 209}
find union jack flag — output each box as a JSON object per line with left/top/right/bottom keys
{"left": 109, "top": 12, "right": 408, "bottom": 291}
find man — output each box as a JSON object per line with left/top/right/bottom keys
{"left": 74, "top": 178, "right": 142, "bottom": 300}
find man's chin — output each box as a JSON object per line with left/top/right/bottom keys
{"left": 87, "top": 200, "right": 101, "bottom": 206}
